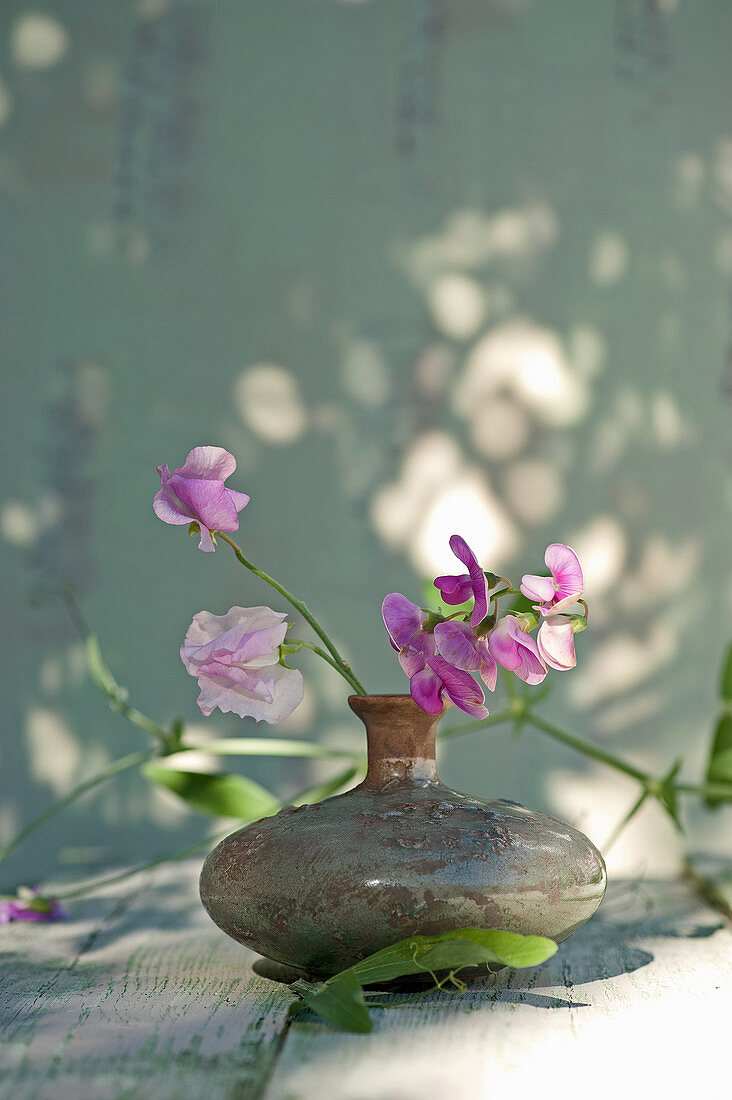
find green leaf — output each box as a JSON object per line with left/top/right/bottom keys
{"left": 142, "top": 765, "right": 280, "bottom": 820}
{"left": 705, "top": 714, "right": 732, "bottom": 807}
{"left": 654, "top": 759, "right": 683, "bottom": 831}
{"left": 295, "top": 971, "right": 373, "bottom": 1033}
{"left": 85, "top": 634, "right": 128, "bottom": 706}
{"left": 347, "top": 928, "right": 557, "bottom": 987}
{"left": 291, "top": 927, "right": 557, "bottom": 1032}
{"left": 720, "top": 641, "right": 732, "bottom": 705}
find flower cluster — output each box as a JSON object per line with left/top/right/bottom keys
{"left": 153, "top": 446, "right": 586, "bottom": 728}
{"left": 383, "top": 535, "right": 586, "bottom": 717}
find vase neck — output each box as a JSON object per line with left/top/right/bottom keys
{"left": 348, "top": 695, "right": 444, "bottom": 787}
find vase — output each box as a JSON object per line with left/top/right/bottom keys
{"left": 199, "top": 694, "right": 607, "bottom": 980}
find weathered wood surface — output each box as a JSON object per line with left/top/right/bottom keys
{"left": 1, "top": 861, "right": 730, "bottom": 1100}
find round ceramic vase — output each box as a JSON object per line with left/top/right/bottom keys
{"left": 200, "top": 695, "right": 607, "bottom": 979}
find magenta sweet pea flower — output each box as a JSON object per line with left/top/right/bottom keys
{"left": 433, "top": 620, "right": 497, "bottom": 692}
{"left": 520, "top": 543, "right": 584, "bottom": 611}
{"left": 0, "top": 890, "right": 66, "bottom": 924}
{"left": 153, "top": 446, "right": 250, "bottom": 552}
{"left": 382, "top": 594, "right": 489, "bottom": 718}
{"left": 181, "top": 605, "right": 304, "bottom": 724}
{"left": 487, "top": 615, "right": 547, "bottom": 686}
{"left": 434, "top": 535, "right": 491, "bottom": 628}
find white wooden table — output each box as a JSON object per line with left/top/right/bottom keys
{"left": 1, "top": 860, "right": 730, "bottom": 1100}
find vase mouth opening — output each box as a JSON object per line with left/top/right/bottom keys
{"left": 347, "top": 694, "right": 449, "bottom": 722}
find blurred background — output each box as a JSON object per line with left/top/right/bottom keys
{"left": 2, "top": 0, "right": 731, "bottom": 889}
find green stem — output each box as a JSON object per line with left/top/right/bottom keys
{"left": 287, "top": 638, "right": 362, "bottom": 692}
{"left": 675, "top": 782, "right": 732, "bottom": 799}
{"left": 0, "top": 748, "right": 157, "bottom": 867}
{"left": 217, "top": 533, "right": 367, "bottom": 696}
{"left": 525, "top": 711, "right": 652, "bottom": 783}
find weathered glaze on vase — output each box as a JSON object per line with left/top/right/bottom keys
{"left": 199, "top": 695, "right": 607, "bottom": 979}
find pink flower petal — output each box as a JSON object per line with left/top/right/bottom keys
{"left": 486, "top": 617, "right": 522, "bottom": 671}
{"left": 449, "top": 535, "right": 490, "bottom": 626}
{"left": 382, "top": 594, "right": 427, "bottom": 650}
{"left": 434, "top": 573, "right": 473, "bottom": 605}
{"left": 475, "top": 636, "right": 497, "bottom": 691}
{"left": 545, "top": 543, "right": 584, "bottom": 602}
{"left": 519, "top": 573, "right": 556, "bottom": 604}
{"left": 409, "top": 667, "right": 444, "bottom": 714}
{"left": 152, "top": 487, "right": 194, "bottom": 526}
{"left": 433, "top": 620, "right": 479, "bottom": 671}
{"left": 427, "top": 655, "right": 488, "bottom": 718}
{"left": 178, "top": 446, "right": 237, "bottom": 481}
{"left": 537, "top": 617, "right": 577, "bottom": 671}
{"left": 168, "top": 476, "right": 241, "bottom": 533}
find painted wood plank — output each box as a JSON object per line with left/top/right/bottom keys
{"left": 2, "top": 863, "right": 730, "bottom": 1100}
{"left": 263, "top": 878, "right": 732, "bottom": 1100}
{"left": 0, "top": 861, "right": 293, "bottom": 1100}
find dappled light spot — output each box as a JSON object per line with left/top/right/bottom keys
{"left": 650, "top": 390, "right": 693, "bottom": 448}
{"left": 1, "top": 501, "right": 40, "bottom": 546}
{"left": 713, "top": 137, "right": 732, "bottom": 214}
{"left": 594, "top": 690, "right": 665, "bottom": 735}
{"left": 398, "top": 199, "right": 558, "bottom": 286}
{"left": 234, "top": 364, "right": 307, "bottom": 445}
{"left": 455, "top": 321, "right": 589, "bottom": 427}
{"left": 469, "top": 396, "right": 529, "bottom": 460}
{"left": 569, "top": 515, "right": 627, "bottom": 599}
{"left": 674, "top": 151, "right": 705, "bottom": 207}
{"left": 25, "top": 708, "right": 80, "bottom": 796}
{"left": 569, "top": 324, "right": 606, "bottom": 378}
{"left": 545, "top": 766, "right": 683, "bottom": 878}
{"left": 370, "top": 432, "right": 516, "bottom": 573}
{"left": 0, "top": 73, "right": 11, "bottom": 127}
{"left": 503, "top": 460, "right": 563, "bottom": 524}
{"left": 428, "top": 273, "right": 486, "bottom": 340}
{"left": 136, "top": 0, "right": 171, "bottom": 19}
{"left": 618, "top": 534, "right": 700, "bottom": 609}
{"left": 589, "top": 231, "right": 629, "bottom": 287}
{"left": 39, "top": 657, "right": 63, "bottom": 694}
{"left": 340, "top": 338, "right": 391, "bottom": 407}
{"left": 83, "top": 57, "right": 119, "bottom": 112}
{"left": 0, "top": 805, "right": 18, "bottom": 847}
{"left": 570, "top": 614, "right": 678, "bottom": 706}
{"left": 417, "top": 478, "right": 517, "bottom": 575}
{"left": 76, "top": 359, "right": 110, "bottom": 428}
{"left": 11, "top": 13, "right": 69, "bottom": 69}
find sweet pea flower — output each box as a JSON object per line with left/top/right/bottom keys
{"left": 433, "top": 619, "right": 497, "bottom": 692}
{"left": 153, "top": 446, "right": 250, "bottom": 552}
{"left": 0, "top": 890, "right": 66, "bottom": 924}
{"left": 382, "top": 594, "right": 489, "bottom": 718}
{"left": 434, "top": 535, "right": 491, "bottom": 628}
{"left": 487, "top": 615, "right": 547, "bottom": 686}
{"left": 520, "top": 543, "right": 584, "bottom": 611}
{"left": 181, "top": 605, "right": 303, "bottom": 724}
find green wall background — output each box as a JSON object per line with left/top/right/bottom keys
{"left": 2, "top": 0, "right": 731, "bottom": 887}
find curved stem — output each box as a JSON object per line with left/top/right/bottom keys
{"left": 217, "top": 533, "right": 367, "bottom": 695}
{"left": 287, "top": 638, "right": 362, "bottom": 693}
{"left": 0, "top": 748, "right": 157, "bottom": 867}
{"left": 525, "top": 711, "right": 652, "bottom": 783}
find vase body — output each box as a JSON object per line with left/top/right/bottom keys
{"left": 199, "top": 695, "right": 607, "bottom": 979}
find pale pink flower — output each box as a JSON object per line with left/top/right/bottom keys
{"left": 537, "top": 616, "right": 577, "bottom": 672}
{"left": 181, "top": 606, "right": 303, "bottom": 724}
{"left": 154, "top": 446, "right": 250, "bottom": 552}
